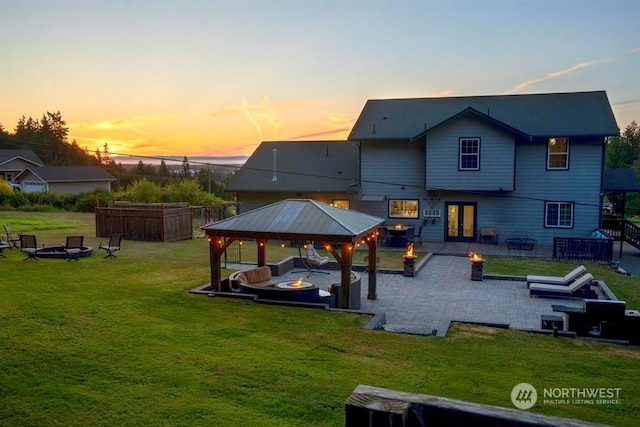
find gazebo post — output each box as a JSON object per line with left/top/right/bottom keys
{"left": 367, "top": 234, "right": 377, "bottom": 300}
{"left": 257, "top": 239, "right": 267, "bottom": 266}
{"left": 209, "top": 235, "right": 223, "bottom": 292}
{"left": 340, "top": 241, "right": 354, "bottom": 309}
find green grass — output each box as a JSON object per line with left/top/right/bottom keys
{"left": 1, "top": 211, "right": 639, "bottom": 426}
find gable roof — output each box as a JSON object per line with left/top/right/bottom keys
{"left": 0, "top": 149, "right": 44, "bottom": 167}
{"left": 14, "top": 166, "right": 116, "bottom": 182}
{"left": 225, "top": 140, "right": 359, "bottom": 193}
{"left": 604, "top": 169, "right": 640, "bottom": 193}
{"left": 202, "top": 198, "right": 385, "bottom": 241}
{"left": 348, "top": 91, "right": 619, "bottom": 140}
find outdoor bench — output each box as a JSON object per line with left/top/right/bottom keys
{"left": 505, "top": 230, "right": 537, "bottom": 250}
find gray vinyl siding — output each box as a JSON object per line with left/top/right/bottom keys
{"left": 426, "top": 116, "right": 515, "bottom": 191}
{"left": 444, "top": 140, "right": 603, "bottom": 245}
{"left": 237, "top": 192, "right": 358, "bottom": 214}
{"left": 353, "top": 140, "right": 425, "bottom": 220}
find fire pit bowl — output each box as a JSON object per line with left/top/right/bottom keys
{"left": 36, "top": 245, "right": 94, "bottom": 259}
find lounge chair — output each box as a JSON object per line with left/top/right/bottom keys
{"left": 529, "top": 273, "right": 596, "bottom": 298}
{"left": 98, "top": 234, "right": 123, "bottom": 258}
{"left": 64, "top": 235, "right": 84, "bottom": 261}
{"left": 19, "top": 234, "right": 41, "bottom": 261}
{"left": 526, "top": 265, "right": 587, "bottom": 288}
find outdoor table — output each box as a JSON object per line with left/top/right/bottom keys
{"left": 386, "top": 226, "right": 414, "bottom": 247}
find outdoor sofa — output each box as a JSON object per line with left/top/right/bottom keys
{"left": 228, "top": 266, "right": 328, "bottom": 304}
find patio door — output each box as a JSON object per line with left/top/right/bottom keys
{"left": 445, "top": 202, "right": 476, "bottom": 242}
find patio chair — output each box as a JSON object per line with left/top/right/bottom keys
{"left": 411, "top": 225, "right": 423, "bottom": 247}
{"left": 526, "top": 265, "right": 587, "bottom": 288}
{"left": 292, "top": 242, "right": 331, "bottom": 278}
{"left": 4, "top": 225, "right": 20, "bottom": 249}
{"left": 64, "top": 235, "right": 84, "bottom": 261}
{"left": 529, "top": 273, "right": 595, "bottom": 298}
{"left": 19, "top": 234, "right": 41, "bottom": 261}
{"left": 0, "top": 240, "right": 9, "bottom": 258}
{"left": 98, "top": 234, "right": 123, "bottom": 258}
{"left": 377, "top": 227, "right": 389, "bottom": 247}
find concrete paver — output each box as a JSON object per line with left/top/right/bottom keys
{"left": 278, "top": 255, "right": 584, "bottom": 336}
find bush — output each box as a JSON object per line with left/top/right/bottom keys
{"left": 73, "top": 189, "right": 113, "bottom": 212}
{"left": 26, "top": 191, "right": 65, "bottom": 209}
{"left": 0, "top": 178, "right": 13, "bottom": 195}
{"left": 118, "top": 178, "right": 163, "bottom": 203}
{"left": 5, "top": 191, "right": 28, "bottom": 208}
{"left": 162, "top": 180, "right": 224, "bottom": 206}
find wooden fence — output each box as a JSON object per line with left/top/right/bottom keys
{"left": 95, "top": 202, "right": 193, "bottom": 242}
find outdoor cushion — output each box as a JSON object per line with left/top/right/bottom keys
{"left": 526, "top": 265, "right": 587, "bottom": 287}
{"left": 529, "top": 273, "right": 593, "bottom": 294}
{"left": 244, "top": 266, "right": 272, "bottom": 284}
{"left": 235, "top": 272, "right": 248, "bottom": 285}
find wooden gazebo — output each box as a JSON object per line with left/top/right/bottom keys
{"left": 201, "top": 199, "right": 385, "bottom": 309}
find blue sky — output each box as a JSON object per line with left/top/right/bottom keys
{"left": 1, "top": 0, "right": 638, "bottom": 157}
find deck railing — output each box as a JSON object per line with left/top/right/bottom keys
{"left": 552, "top": 236, "right": 613, "bottom": 262}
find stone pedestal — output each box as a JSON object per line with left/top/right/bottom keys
{"left": 403, "top": 256, "right": 416, "bottom": 277}
{"left": 470, "top": 261, "right": 484, "bottom": 281}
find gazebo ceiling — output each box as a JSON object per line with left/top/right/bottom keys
{"left": 202, "top": 198, "right": 386, "bottom": 242}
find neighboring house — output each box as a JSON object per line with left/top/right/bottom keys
{"left": 226, "top": 91, "right": 620, "bottom": 245}
{"left": 12, "top": 166, "right": 116, "bottom": 194}
{"left": 226, "top": 140, "right": 360, "bottom": 212}
{"left": 0, "top": 149, "right": 44, "bottom": 183}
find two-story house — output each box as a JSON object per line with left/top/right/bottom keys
{"left": 226, "top": 91, "right": 619, "bottom": 245}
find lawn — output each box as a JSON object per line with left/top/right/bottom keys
{"left": 1, "top": 211, "right": 639, "bottom": 426}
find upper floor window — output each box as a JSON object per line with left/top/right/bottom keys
{"left": 545, "top": 201, "right": 573, "bottom": 228}
{"left": 332, "top": 199, "right": 350, "bottom": 209}
{"left": 459, "top": 138, "right": 480, "bottom": 170}
{"left": 389, "top": 199, "right": 418, "bottom": 219}
{"left": 547, "top": 137, "right": 569, "bottom": 169}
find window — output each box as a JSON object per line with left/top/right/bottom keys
{"left": 389, "top": 199, "right": 419, "bottom": 218}
{"left": 459, "top": 138, "right": 480, "bottom": 170}
{"left": 547, "top": 137, "right": 569, "bottom": 169}
{"left": 332, "top": 199, "right": 349, "bottom": 209}
{"left": 545, "top": 202, "right": 573, "bottom": 228}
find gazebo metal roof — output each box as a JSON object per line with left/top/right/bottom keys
{"left": 202, "top": 198, "right": 385, "bottom": 242}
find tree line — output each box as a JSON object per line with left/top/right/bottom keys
{"left": 604, "top": 121, "right": 640, "bottom": 216}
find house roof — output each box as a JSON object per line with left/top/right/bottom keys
{"left": 225, "top": 141, "right": 359, "bottom": 193}
{"left": 202, "top": 198, "right": 385, "bottom": 242}
{"left": 0, "top": 149, "right": 44, "bottom": 167}
{"left": 14, "top": 166, "right": 116, "bottom": 182}
{"left": 348, "top": 91, "right": 619, "bottom": 140}
{"left": 604, "top": 169, "right": 640, "bottom": 193}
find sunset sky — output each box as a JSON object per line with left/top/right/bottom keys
{"left": 1, "top": 0, "right": 639, "bottom": 159}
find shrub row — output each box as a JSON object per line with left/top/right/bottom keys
{"left": 0, "top": 179, "right": 226, "bottom": 212}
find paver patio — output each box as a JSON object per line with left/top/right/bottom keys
{"left": 280, "top": 254, "right": 584, "bottom": 336}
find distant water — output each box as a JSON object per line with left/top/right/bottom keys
{"left": 112, "top": 155, "right": 248, "bottom": 166}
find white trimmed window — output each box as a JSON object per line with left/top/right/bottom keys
{"left": 545, "top": 202, "right": 573, "bottom": 228}
{"left": 547, "top": 137, "right": 569, "bottom": 169}
{"left": 389, "top": 199, "right": 419, "bottom": 218}
{"left": 459, "top": 138, "right": 480, "bottom": 170}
